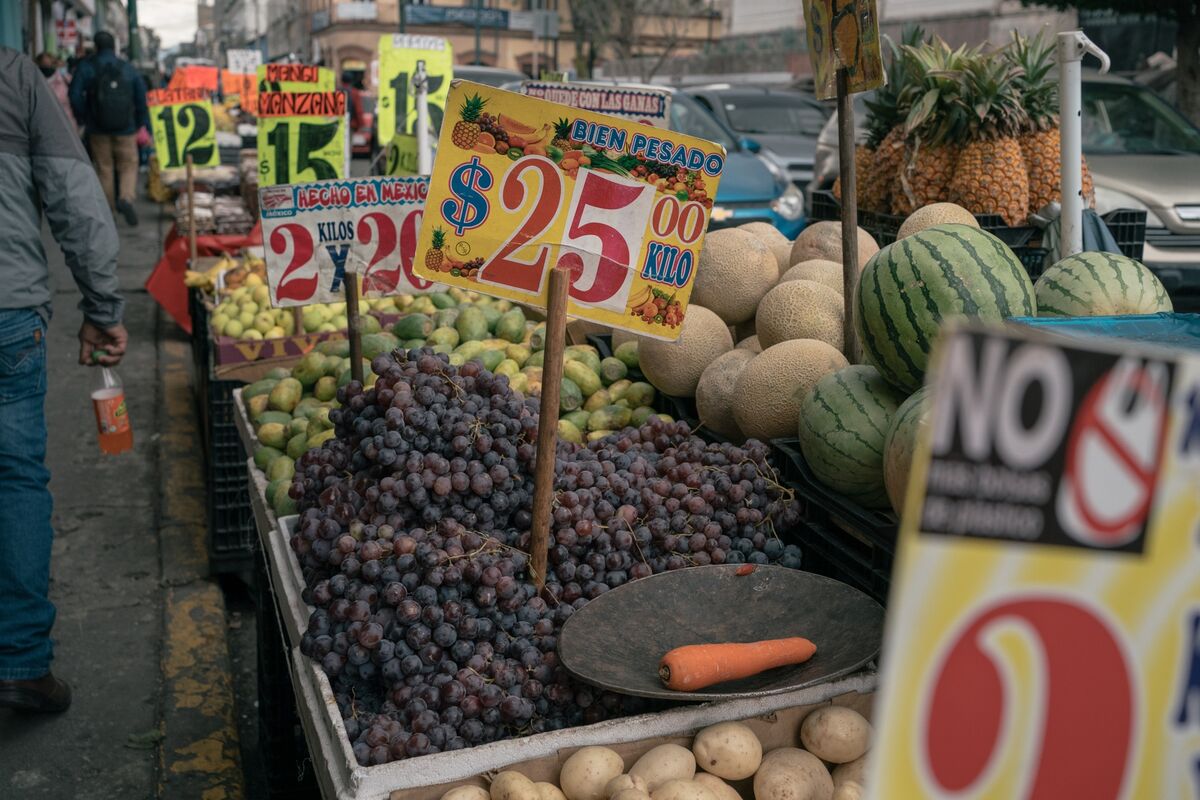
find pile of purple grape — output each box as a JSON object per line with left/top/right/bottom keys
{"left": 290, "top": 349, "right": 803, "bottom": 765}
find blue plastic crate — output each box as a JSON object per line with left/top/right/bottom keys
{"left": 1010, "top": 313, "right": 1200, "bottom": 352}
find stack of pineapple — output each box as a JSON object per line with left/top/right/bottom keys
{"left": 841, "top": 31, "right": 1094, "bottom": 227}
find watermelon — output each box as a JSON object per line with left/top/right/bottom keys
{"left": 883, "top": 387, "right": 931, "bottom": 517}
{"left": 797, "top": 365, "right": 906, "bottom": 508}
{"left": 855, "top": 224, "right": 1035, "bottom": 392}
{"left": 1035, "top": 251, "right": 1172, "bottom": 317}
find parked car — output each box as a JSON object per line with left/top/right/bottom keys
{"left": 498, "top": 79, "right": 806, "bottom": 238}
{"left": 686, "top": 85, "right": 830, "bottom": 188}
{"left": 806, "top": 72, "right": 1200, "bottom": 310}
{"left": 351, "top": 94, "right": 375, "bottom": 157}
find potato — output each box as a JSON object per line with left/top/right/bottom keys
{"left": 831, "top": 754, "right": 868, "bottom": 789}
{"left": 612, "top": 791, "right": 653, "bottom": 800}
{"left": 536, "top": 783, "right": 568, "bottom": 800}
{"left": 692, "top": 773, "right": 741, "bottom": 800}
{"left": 650, "top": 780, "right": 718, "bottom": 800}
{"left": 799, "top": 707, "right": 872, "bottom": 764}
{"left": 442, "top": 787, "right": 490, "bottom": 800}
{"left": 630, "top": 744, "right": 697, "bottom": 792}
{"left": 491, "top": 771, "right": 540, "bottom": 800}
{"left": 692, "top": 721, "right": 762, "bottom": 780}
{"left": 753, "top": 748, "right": 833, "bottom": 800}
{"left": 606, "top": 775, "right": 648, "bottom": 798}
{"left": 831, "top": 784, "right": 863, "bottom": 800}
{"left": 560, "top": 747, "right": 625, "bottom": 800}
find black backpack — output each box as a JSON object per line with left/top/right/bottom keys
{"left": 90, "top": 59, "right": 135, "bottom": 133}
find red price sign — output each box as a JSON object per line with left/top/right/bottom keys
{"left": 259, "top": 177, "right": 433, "bottom": 308}
{"left": 414, "top": 81, "right": 725, "bottom": 341}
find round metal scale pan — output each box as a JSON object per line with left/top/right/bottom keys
{"left": 558, "top": 565, "right": 884, "bottom": 702}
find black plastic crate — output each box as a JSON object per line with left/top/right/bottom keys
{"left": 1014, "top": 246, "right": 1050, "bottom": 280}
{"left": 771, "top": 438, "right": 897, "bottom": 602}
{"left": 202, "top": 348, "right": 255, "bottom": 573}
{"left": 792, "top": 518, "right": 892, "bottom": 606}
{"left": 1101, "top": 208, "right": 1147, "bottom": 261}
{"left": 810, "top": 188, "right": 840, "bottom": 223}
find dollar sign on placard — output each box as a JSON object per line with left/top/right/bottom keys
{"left": 441, "top": 156, "right": 493, "bottom": 237}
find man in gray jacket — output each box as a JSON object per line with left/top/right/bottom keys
{"left": 0, "top": 48, "right": 128, "bottom": 713}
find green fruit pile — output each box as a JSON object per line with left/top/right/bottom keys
{"left": 242, "top": 289, "right": 667, "bottom": 517}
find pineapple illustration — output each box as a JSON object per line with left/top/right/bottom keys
{"left": 551, "top": 117, "right": 572, "bottom": 150}
{"left": 451, "top": 93, "right": 486, "bottom": 149}
{"left": 425, "top": 227, "right": 446, "bottom": 271}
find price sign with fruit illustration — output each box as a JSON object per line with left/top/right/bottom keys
{"left": 804, "top": 0, "right": 884, "bottom": 100}
{"left": 256, "top": 64, "right": 347, "bottom": 187}
{"left": 147, "top": 88, "right": 219, "bottom": 169}
{"left": 258, "top": 176, "right": 433, "bottom": 307}
{"left": 377, "top": 34, "right": 454, "bottom": 145}
{"left": 520, "top": 82, "right": 672, "bottom": 129}
{"left": 415, "top": 81, "right": 725, "bottom": 341}
{"left": 866, "top": 322, "right": 1200, "bottom": 799}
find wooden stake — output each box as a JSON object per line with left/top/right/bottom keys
{"left": 186, "top": 154, "right": 197, "bottom": 267}
{"left": 529, "top": 266, "right": 570, "bottom": 591}
{"left": 836, "top": 68, "right": 859, "bottom": 361}
{"left": 345, "top": 274, "right": 364, "bottom": 384}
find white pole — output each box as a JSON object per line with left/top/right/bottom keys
{"left": 414, "top": 59, "right": 432, "bottom": 176}
{"left": 1056, "top": 31, "right": 1110, "bottom": 257}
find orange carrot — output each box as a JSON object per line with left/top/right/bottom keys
{"left": 659, "top": 637, "right": 817, "bottom": 692}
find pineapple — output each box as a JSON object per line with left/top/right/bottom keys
{"left": 1008, "top": 31, "right": 1096, "bottom": 213}
{"left": 551, "top": 117, "right": 572, "bottom": 151}
{"left": 855, "top": 29, "right": 924, "bottom": 212}
{"left": 891, "top": 39, "right": 977, "bottom": 215}
{"left": 425, "top": 227, "right": 446, "bottom": 271}
{"left": 452, "top": 93, "right": 486, "bottom": 150}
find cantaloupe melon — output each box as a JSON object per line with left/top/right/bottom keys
{"left": 790, "top": 221, "right": 878, "bottom": 268}
{"left": 732, "top": 339, "right": 849, "bottom": 442}
{"left": 696, "top": 349, "right": 757, "bottom": 441}
{"left": 691, "top": 228, "right": 778, "bottom": 324}
{"left": 738, "top": 221, "right": 792, "bottom": 279}
{"left": 733, "top": 317, "right": 756, "bottom": 343}
{"left": 639, "top": 305, "right": 733, "bottom": 397}
{"left": 737, "top": 335, "right": 762, "bottom": 353}
{"left": 780, "top": 258, "right": 851, "bottom": 295}
{"left": 756, "top": 279, "right": 843, "bottom": 350}
{"left": 883, "top": 387, "right": 931, "bottom": 516}
{"left": 897, "top": 203, "right": 979, "bottom": 239}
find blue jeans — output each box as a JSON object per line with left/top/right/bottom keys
{"left": 0, "top": 308, "right": 53, "bottom": 680}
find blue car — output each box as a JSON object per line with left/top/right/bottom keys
{"left": 499, "top": 80, "right": 807, "bottom": 238}
{"left": 667, "top": 90, "right": 807, "bottom": 238}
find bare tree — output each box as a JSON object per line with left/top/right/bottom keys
{"left": 569, "top": 0, "right": 712, "bottom": 81}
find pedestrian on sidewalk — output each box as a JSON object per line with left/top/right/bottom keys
{"left": 68, "top": 31, "right": 148, "bottom": 227}
{"left": 35, "top": 52, "right": 77, "bottom": 132}
{"left": 0, "top": 47, "right": 128, "bottom": 714}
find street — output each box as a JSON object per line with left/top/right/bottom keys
{"left": 0, "top": 196, "right": 255, "bottom": 800}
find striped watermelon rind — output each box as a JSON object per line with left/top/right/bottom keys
{"left": 854, "top": 224, "right": 1036, "bottom": 392}
{"left": 1034, "top": 251, "right": 1172, "bottom": 317}
{"left": 797, "top": 364, "right": 906, "bottom": 509}
{"left": 883, "top": 386, "right": 931, "bottom": 517}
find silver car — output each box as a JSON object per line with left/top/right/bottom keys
{"left": 807, "top": 72, "right": 1200, "bottom": 309}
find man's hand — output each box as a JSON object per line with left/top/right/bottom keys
{"left": 79, "top": 321, "right": 128, "bottom": 366}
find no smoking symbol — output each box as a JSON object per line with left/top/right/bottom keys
{"left": 1057, "top": 358, "right": 1170, "bottom": 548}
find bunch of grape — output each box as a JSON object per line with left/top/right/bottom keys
{"left": 290, "top": 349, "right": 802, "bottom": 765}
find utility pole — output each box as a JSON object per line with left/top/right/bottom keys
{"left": 473, "top": 0, "right": 482, "bottom": 65}
{"left": 399, "top": 0, "right": 406, "bottom": 33}
{"left": 127, "top": 0, "right": 139, "bottom": 61}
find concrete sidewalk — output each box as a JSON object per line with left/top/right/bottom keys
{"left": 0, "top": 196, "right": 246, "bottom": 799}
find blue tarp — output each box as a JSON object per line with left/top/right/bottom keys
{"left": 1010, "top": 313, "right": 1200, "bottom": 352}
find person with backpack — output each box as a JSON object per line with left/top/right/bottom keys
{"left": 68, "top": 31, "right": 148, "bottom": 227}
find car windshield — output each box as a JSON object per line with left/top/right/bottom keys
{"left": 670, "top": 94, "right": 737, "bottom": 150}
{"left": 1082, "top": 82, "right": 1200, "bottom": 155}
{"left": 719, "top": 94, "right": 827, "bottom": 136}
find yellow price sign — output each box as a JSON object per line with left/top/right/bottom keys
{"left": 867, "top": 322, "right": 1200, "bottom": 799}
{"left": 803, "top": 0, "right": 884, "bottom": 100}
{"left": 414, "top": 81, "right": 726, "bottom": 340}
{"left": 376, "top": 34, "right": 454, "bottom": 145}
{"left": 255, "top": 65, "right": 346, "bottom": 188}
{"left": 147, "top": 88, "right": 218, "bottom": 169}
{"left": 384, "top": 133, "right": 419, "bottom": 176}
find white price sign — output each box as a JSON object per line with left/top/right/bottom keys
{"left": 259, "top": 177, "right": 434, "bottom": 307}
